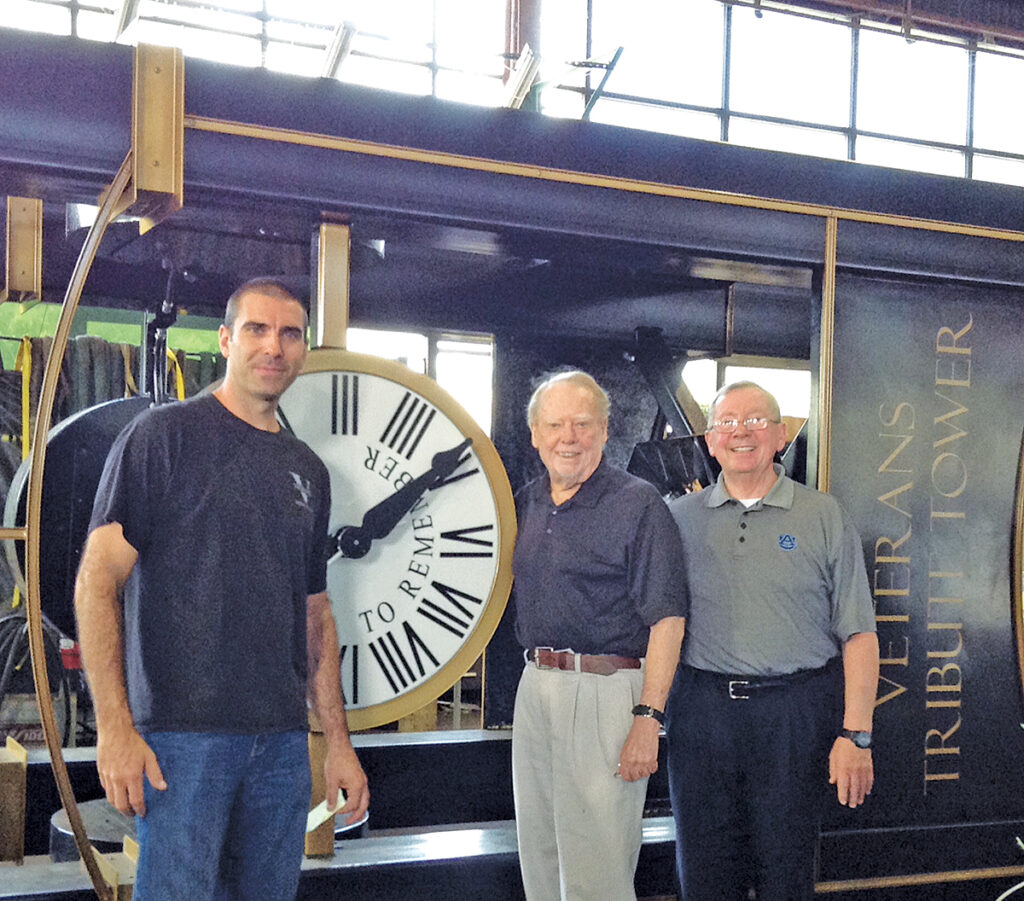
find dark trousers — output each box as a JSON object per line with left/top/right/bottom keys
{"left": 666, "top": 662, "right": 841, "bottom": 901}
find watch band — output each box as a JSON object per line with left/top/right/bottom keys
{"left": 840, "top": 728, "right": 872, "bottom": 749}
{"left": 632, "top": 704, "right": 665, "bottom": 725}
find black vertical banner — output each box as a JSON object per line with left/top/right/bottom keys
{"left": 828, "top": 272, "right": 1024, "bottom": 838}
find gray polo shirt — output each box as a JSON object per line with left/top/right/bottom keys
{"left": 669, "top": 464, "right": 874, "bottom": 676}
{"left": 513, "top": 460, "right": 688, "bottom": 658}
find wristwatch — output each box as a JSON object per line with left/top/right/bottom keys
{"left": 840, "top": 729, "right": 872, "bottom": 749}
{"left": 632, "top": 704, "right": 665, "bottom": 725}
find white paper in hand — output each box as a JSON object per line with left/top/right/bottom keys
{"left": 306, "top": 793, "right": 347, "bottom": 833}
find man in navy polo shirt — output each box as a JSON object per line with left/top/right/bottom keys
{"left": 511, "top": 369, "right": 688, "bottom": 901}
{"left": 666, "top": 380, "right": 878, "bottom": 901}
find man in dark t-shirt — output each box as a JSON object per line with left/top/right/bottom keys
{"left": 74, "top": 279, "right": 368, "bottom": 900}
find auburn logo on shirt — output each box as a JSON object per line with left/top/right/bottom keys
{"left": 778, "top": 534, "right": 797, "bottom": 551}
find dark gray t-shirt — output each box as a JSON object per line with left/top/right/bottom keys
{"left": 513, "top": 460, "right": 688, "bottom": 658}
{"left": 89, "top": 393, "right": 331, "bottom": 733}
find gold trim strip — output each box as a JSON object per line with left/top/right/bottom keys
{"left": 817, "top": 215, "right": 838, "bottom": 492}
{"left": 185, "top": 114, "right": 1024, "bottom": 242}
{"left": 817, "top": 863, "right": 1024, "bottom": 892}
{"left": 24, "top": 151, "right": 135, "bottom": 901}
{"left": 1013, "top": 429, "right": 1024, "bottom": 705}
{"left": 0, "top": 527, "right": 27, "bottom": 541}
{"left": 314, "top": 222, "right": 350, "bottom": 350}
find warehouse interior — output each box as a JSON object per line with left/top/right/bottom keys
{"left": 3, "top": 1, "right": 1024, "bottom": 898}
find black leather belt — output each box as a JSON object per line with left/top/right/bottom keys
{"left": 686, "top": 663, "right": 832, "bottom": 700}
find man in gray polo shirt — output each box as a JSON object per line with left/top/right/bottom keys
{"left": 666, "top": 380, "right": 878, "bottom": 901}
{"left": 512, "top": 370, "right": 688, "bottom": 901}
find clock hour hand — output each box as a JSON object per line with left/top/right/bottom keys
{"left": 332, "top": 437, "right": 474, "bottom": 560}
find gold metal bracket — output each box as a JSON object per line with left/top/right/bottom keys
{"left": 99, "top": 43, "right": 184, "bottom": 235}
{"left": 1, "top": 196, "right": 43, "bottom": 305}
{"left": 312, "top": 221, "right": 351, "bottom": 350}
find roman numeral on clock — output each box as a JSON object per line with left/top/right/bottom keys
{"left": 340, "top": 643, "right": 359, "bottom": 705}
{"left": 331, "top": 373, "right": 359, "bottom": 435}
{"left": 368, "top": 622, "right": 440, "bottom": 695}
{"left": 380, "top": 392, "right": 436, "bottom": 459}
{"left": 417, "top": 581, "right": 485, "bottom": 638}
{"left": 439, "top": 524, "right": 494, "bottom": 558}
{"left": 432, "top": 465, "right": 480, "bottom": 489}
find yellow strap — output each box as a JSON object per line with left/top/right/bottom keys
{"left": 166, "top": 348, "right": 185, "bottom": 400}
{"left": 14, "top": 337, "right": 32, "bottom": 460}
{"left": 121, "top": 344, "right": 138, "bottom": 397}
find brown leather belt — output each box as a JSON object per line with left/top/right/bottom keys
{"left": 530, "top": 647, "right": 642, "bottom": 676}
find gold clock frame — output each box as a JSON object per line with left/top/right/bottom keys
{"left": 297, "top": 348, "right": 517, "bottom": 732}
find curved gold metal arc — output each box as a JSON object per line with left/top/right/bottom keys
{"left": 24, "top": 151, "right": 134, "bottom": 901}
{"left": 1012, "top": 429, "right": 1024, "bottom": 708}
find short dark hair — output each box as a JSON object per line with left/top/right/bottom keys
{"left": 224, "top": 278, "right": 308, "bottom": 331}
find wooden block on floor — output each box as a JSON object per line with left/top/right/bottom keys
{"left": 305, "top": 729, "right": 333, "bottom": 857}
{"left": 0, "top": 736, "right": 27, "bottom": 863}
{"left": 398, "top": 700, "right": 438, "bottom": 732}
{"left": 91, "top": 839, "right": 137, "bottom": 901}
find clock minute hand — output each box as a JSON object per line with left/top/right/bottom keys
{"left": 333, "top": 437, "right": 474, "bottom": 560}
{"left": 362, "top": 436, "right": 473, "bottom": 537}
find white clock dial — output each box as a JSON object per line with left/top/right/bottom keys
{"left": 278, "top": 349, "right": 515, "bottom": 730}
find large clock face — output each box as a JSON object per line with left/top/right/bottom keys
{"left": 278, "top": 348, "right": 515, "bottom": 730}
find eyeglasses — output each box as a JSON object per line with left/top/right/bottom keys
{"left": 711, "top": 417, "right": 780, "bottom": 434}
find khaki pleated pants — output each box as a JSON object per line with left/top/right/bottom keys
{"left": 512, "top": 661, "right": 648, "bottom": 901}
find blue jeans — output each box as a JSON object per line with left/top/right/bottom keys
{"left": 134, "top": 730, "right": 311, "bottom": 901}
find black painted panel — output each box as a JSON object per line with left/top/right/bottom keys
{"left": 825, "top": 271, "right": 1024, "bottom": 875}
{"left": 0, "top": 29, "right": 130, "bottom": 178}
{"left": 24, "top": 734, "right": 670, "bottom": 855}
{"left": 837, "top": 220, "right": 1024, "bottom": 288}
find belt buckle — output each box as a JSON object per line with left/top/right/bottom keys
{"left": 728, "top": 679, "right": 750, "bottom": 700}
{"left": 533, "top": 647, "right": 556, "bottom": 670}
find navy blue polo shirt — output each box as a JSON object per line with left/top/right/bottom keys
{"left": 513, "top": 460, "right": 688, "bottom": 658}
